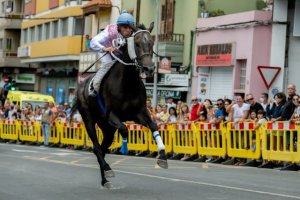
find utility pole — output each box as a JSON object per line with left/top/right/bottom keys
{"left": 153, "top": 0, "right": 160, "bottom": 107}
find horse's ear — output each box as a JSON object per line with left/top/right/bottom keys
{"left": 148, "top": 22, "right": 154, "bottom": 33}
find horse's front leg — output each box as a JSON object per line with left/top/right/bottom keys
{"left": 136, "top": 111, "right": 168, "bottom": 169}
{"left": 108, "top": 112, "right": 129, "bottom": 155}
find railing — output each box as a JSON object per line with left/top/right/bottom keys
{"left": 152, "top": 33, "right": 184, "bottom": 43}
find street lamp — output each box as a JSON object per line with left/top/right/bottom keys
{"left": 152, "top": 0, "right": 161, "bottom": 107}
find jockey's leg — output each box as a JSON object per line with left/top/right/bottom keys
{"left": 107, "top": 112, "right": 129, "bottom": 155}
{"left": 89, "top": 53, "right": 114, "bottom": 97}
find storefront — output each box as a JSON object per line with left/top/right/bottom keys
{"left": 192, "top": 10, "right": 272, "bottom": 101}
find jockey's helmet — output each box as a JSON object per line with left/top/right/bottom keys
{"left": 116, "top": 10, "right": 135, "bottom": 27}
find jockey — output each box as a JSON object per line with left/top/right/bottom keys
{"left": 89, "top": 11, "right": 135, "bottom": 97}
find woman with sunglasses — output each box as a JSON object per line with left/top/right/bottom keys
{"left": 290, "top": 94, "right": 300, "bottom": 124}
{"left": 89, "top": 11, "right": 135, "bottom": 97}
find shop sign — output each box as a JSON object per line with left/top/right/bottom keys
{"left": 146, "top": 89, "right": 181, "bottom": 99}
{"left": 16, "top": 74, "right": 35, "bottom": 84}
{"left": 164, "top": 74, "right": 188, "bottom": 87}
{"left": 196, "top": 43, "right": 233, "bottom": 66}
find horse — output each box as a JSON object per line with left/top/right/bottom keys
{"left": 70, "top": 23, "right": 168, "bottom": 188}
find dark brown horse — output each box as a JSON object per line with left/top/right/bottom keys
{"left": 71, "top": 23, "right": 168, "bottom": 188}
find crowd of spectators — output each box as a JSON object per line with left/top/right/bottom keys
{"left": 0, "top": 100, "right": 82, "bottom": 123}
{"left": 147, "top": 84, "right": 300, "bottom": 126}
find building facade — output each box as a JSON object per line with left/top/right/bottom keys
{"left": 269, "top": 0, "right": 300, "bottom": 96}
{"left": 0, "top": 0, "right": 29, "bottom": 90}
{"left": 193, "top": 11, "right": 272, "bottom": 101}
{"left": 18, "top": 0, "right": 90, "bottom": 104}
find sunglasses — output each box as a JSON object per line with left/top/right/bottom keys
{"left": 216, "top": 103, "right": 223, "bottom": 106}
{"left": 191, "top": 99, "right": 197, "bottom": 102}
{"left": 246, "top": 98, "right": 254, "bottom": 101}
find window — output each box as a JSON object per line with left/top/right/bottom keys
{"left": 61, "top": 18, "right": 68, "bottom": 36}
{"left": 239, "top": 60, "right": 247, "bottom": 90}
{"left": 45, "top": 23, "right": 50, "bottom": 40}
{"left": 23, "top": 29, "right": 28, "bottom": 43}
{"left": 6, "top": 0, "right": 13, "bottom": 13}
{"left": 73, "top": 17, "right": 83, "bottom": 35}
{"left": 37, "top": 25, "right": 42, "bottom": 41}
{"left": 6, "top": 38, "right": 12, "bottom": 50}
{"left": 30, "top": 27, "right": 35, "bottom": 42}
{"left": 52, "top": 21, "right": 58, "bottom": 38}
{"left": 0, "top": 39, "right": 3, "bottom": 49}
{"left": 1, "top": 2, "right": 5, "bottom": 13}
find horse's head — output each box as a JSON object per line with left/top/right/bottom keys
{"left": 128, "top": 22, "right": 155, "bottom": 76}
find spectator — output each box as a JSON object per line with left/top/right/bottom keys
{"left": 176, "top": 100, "right": 182, "bottom": 114}
{"left": 246, "top": 93, "right": 264, "bottom": 113}
{"left": 166, "top": 96, "right": 176, "bottom": 111}
{"left": 281, "top": 84, "right": 297, "bottom": 121}
{"left": 34, "top": 106, "right": 42, "bottom": 121}
{"left": 146, "top": 99, "right": 154, "bottom": 115}
{"left": 72, "top": 110, "right": 82, "bottom": 123}
{"left": 224, "top": 99, "right": 232, "bottom": 121}
{"left": 85, "top": 34, "right": 91, "bottom": 50}
{"left": 229, "top": 95, "right": 250, "bottom": 123}
{"left": 25, "top": 107, "right": 35, "bottom": 121}
{"left": 158, "top": 105, "right": 169, "bottom": 124}
{"left": 260, "top": 93, "right": 270, "bottom": 111}
{"left": 153, "top": 104, "right": 162, "bottom": 123}
{"left": 270, "top": 92, "right": 286, "bottom": 122}
{"left": 203, "top": 99, "right": 213, "bottom": 109}
{"left": 41, "top": 102, "right": 53, "bottom": 147}
{"left": 211, "top": 99, "right": 226, "bottom": 124}
{"left": 177, "top": 103, "right": 190, "bottom": 123}
{"left": 190, "top": 96, "right": 206, "bottom": 122}
{"left": 63, "top": 103, "right": 71, "bottom": 116}
{"left": 168, "top": 107, "right": 177, "bottom": 123}
{"left": 290, "top": 94, "right": 300, "bottom": 123}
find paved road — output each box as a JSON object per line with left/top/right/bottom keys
{"left": 0, "top": 143, "right": 300, "bottom": 200}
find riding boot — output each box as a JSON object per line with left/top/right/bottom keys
{"left": 88, "top": 80, "right": 97, "bottom": 97}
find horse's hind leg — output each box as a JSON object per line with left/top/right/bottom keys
{"left": 135, "top": 112, "right": 168, "bottom": 169}
{"left": 96, "top": 120, "right": 116, "bottom": 178}
{"left": 80, "top": 113, "right": 111, "bottom": 188}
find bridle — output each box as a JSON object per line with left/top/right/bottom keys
{"left": 111, "top": 30, "right": 154, "bottom": 72}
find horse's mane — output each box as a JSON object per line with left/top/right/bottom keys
{"left": 137, "top": 23, "right": 146, "bottom": 30}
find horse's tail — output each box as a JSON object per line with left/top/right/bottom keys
{"left": 69, "top": 97, "right": 78, "bottom": 124}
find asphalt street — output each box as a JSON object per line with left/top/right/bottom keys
{"left": 0, "top": 143, "right": 300, "bottom": 200}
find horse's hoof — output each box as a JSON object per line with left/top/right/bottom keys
{"left": 157, "top": 159, "right": 168, "bottom": 169}
{"left": 105, "top": 170, "right": 115, "bottom": 178}
{"left": 103, "top": 181, "right": 113, "bottom": 189}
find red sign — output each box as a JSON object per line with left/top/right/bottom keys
{"left": 257, "top": 66, "right": 281, "bottom": 89}
{"left": 196, "top": 54, "right": 232, "bottom": 66}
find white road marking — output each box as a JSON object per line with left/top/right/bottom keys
{"left": 12, "top": 149, "right": 38, "bottom": 153}
{"left": 21, "top": 155, "right": 300, "bottom": 199}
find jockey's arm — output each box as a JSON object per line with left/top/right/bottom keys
{"left": 90, "top": 28, "right": 110, "bottom": 53}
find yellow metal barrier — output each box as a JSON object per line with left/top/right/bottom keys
{"left": 148, "top": 124, "right": 173, "bottom": 153}
{"left": 172, "top": 123, "right": 197, "bottom": 155}
{"left": 38, "top": 121, "right": 60, "bottom": 144}
{"left": 0, "top": 119, "right": 20, "bottom": 140}
{"left": 126, "top": 124, "right": 149, "bottom": 152}
{"left": 195, "top": 122, "right": 227, "bottom": 157}
{"left": 226, "top": 122, "right": 261, "bottom": 159}
{"left": 61, "top": 122, "right": 85, "bottom": 146}
{"left": 85, "top": 125, "right": 122, "bottom": 150}
{"left": 19, "top": 120, "right": 40, "bottom": 142}
{"left": 262, "top": 122, "right": 300, "bottom": 163}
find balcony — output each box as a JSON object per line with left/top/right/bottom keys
{"left": 79, "top": 51, "right": 101, "bottom": 73}
{"left": 0, "top": 13, "right": 22, "bottom": 29}
{"left": 155, "top": 33, "right": 184, "bottom": 64}
{"left": 0, "top": 51, "right": 27, "bottom": 67}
